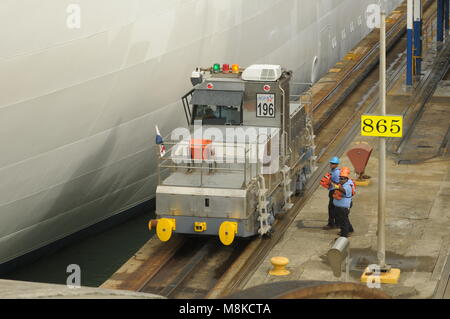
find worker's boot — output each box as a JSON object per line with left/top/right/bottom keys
{"left": 322, "top": 224, "right": 338, "bottom": 230}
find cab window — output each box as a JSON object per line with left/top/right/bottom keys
{"left": 192, "top": 105, "right": 242, "bottom": 125}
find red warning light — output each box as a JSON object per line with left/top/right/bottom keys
{"left": 207, "top": 83, "right": 214, "bottom": 89}
{"left": 222, "top": 64, "right": 230, "bottom": 73}
{"left": 263, "top": 85, "right": 271, "bottom": 92}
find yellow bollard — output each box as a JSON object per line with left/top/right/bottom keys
{"left": 361, "top": 267, "right": 401, "bottom": 285}
{"left": 269, "top": 257, "right": 290, "bottom": 276}
{"left": 354, "top": 179, "right": 371, "bottom": 186}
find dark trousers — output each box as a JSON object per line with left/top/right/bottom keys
{"left": 328, "top": 190, "right": 336, "bottom": 226}
{"left": 335, "top": 206, "right": 353, "bottom": 237}
{"left": 349, "top": 201, "right": 354, "bottom": 232}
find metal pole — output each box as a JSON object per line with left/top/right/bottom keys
{"left": 444, "top": 0, "right": 450, "bottom": 37}
{"left": 438, "top": 0, "right": 444, "bottom": 42}
{"left": 345, "top": 245, "right": 351, "bottom": 282}
{"left": 345, "top": 257, "right": 352, "bottom": 282}
{"left": 407, "top": 0, "right": 414, "bottom": 85}
{"left": 413, "top": 0, "right": 422, "bottom": 76}
{"left": 378, "top": 10, "right": 387, "bottom": 269}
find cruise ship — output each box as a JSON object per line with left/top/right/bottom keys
{"left": 0, "top": 0, "right": 403, "bottom": 270}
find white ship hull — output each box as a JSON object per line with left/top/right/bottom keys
{"left": 0, "top": 0, "right": 402, "bottom": 266}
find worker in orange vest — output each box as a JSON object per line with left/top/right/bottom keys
{"left": 347, "top": 173, "right": 356, "bottom": 234}
{"left": 331, "top": 167, "right": 355, "bottom": 237}
{"left": 320, "top": 157, "right": 341, "bottom": 230}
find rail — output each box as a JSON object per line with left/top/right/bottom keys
{"left": 393, "top": 40, "right": 450, "bottom": 156}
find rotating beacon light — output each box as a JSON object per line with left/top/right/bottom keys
{"left": 222, "top": 64, "right": 230, "bottom": 73}
{"left": 213, "top": 63, "right": 221, "bottom": 73}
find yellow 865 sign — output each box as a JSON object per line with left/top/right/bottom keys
{"left": 361, "top": 115, "right": 403, "bottom": 138}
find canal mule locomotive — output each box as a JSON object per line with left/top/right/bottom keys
{"left": 150, "top": 64, "right": 316, "bottom": 245}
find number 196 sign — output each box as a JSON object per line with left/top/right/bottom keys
{"left": 361, "top": 115, "right": 403, "bottom": 138}
{"left": 257, "top": 94, "right": 275, "bottom": 118}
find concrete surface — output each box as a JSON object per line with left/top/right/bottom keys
{"left": 0, "top": 279, "right": 164, "bottom": 299}
{"left": 244, "top": 54, "right": 450, "bottom": 299}
{"left": 244, "top": 135, "right": 450, "bottom": 298}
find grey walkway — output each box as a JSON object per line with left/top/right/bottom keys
{"left": 244, "top": 133, "right": 450, "bottom": 299}
{"left": 0, "top": 279, "right": 164, "bottom": 299}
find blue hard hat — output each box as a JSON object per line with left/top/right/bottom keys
{"left": 329, "top": 156, "right": 340, "bottom": 164}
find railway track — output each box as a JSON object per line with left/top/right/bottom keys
{"left": 138, "top": 237, "right": 250, "bottom": 298}
{"left": 311, "top": 0, "right": 435, "bottom": 135}
{"left": 394, "top": 43, "right": 450, "bottom": 162}
{"left": 106, "top": 1, "right": 441, "bottom": 299}
{"left": 434, "top": 250, "right": 450, "bottom": 299}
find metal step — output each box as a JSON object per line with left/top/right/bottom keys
{"left": 285, "top": 191, "right": 293, "bottom": 198}
{"left": 281, "top": 166, "right": 291, "bottom": 173}
{"left": 258, "top": 201, "right": 269, "bottom": 208}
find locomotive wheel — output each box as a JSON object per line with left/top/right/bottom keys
{"left": 156, "top": 218, "right": 175, "bottom": 242}
{"left": 263, "top": 229, "right": 273, "bottom": 238}
{"left": 219, "top": 221, "right": 238, "bottom": 246}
